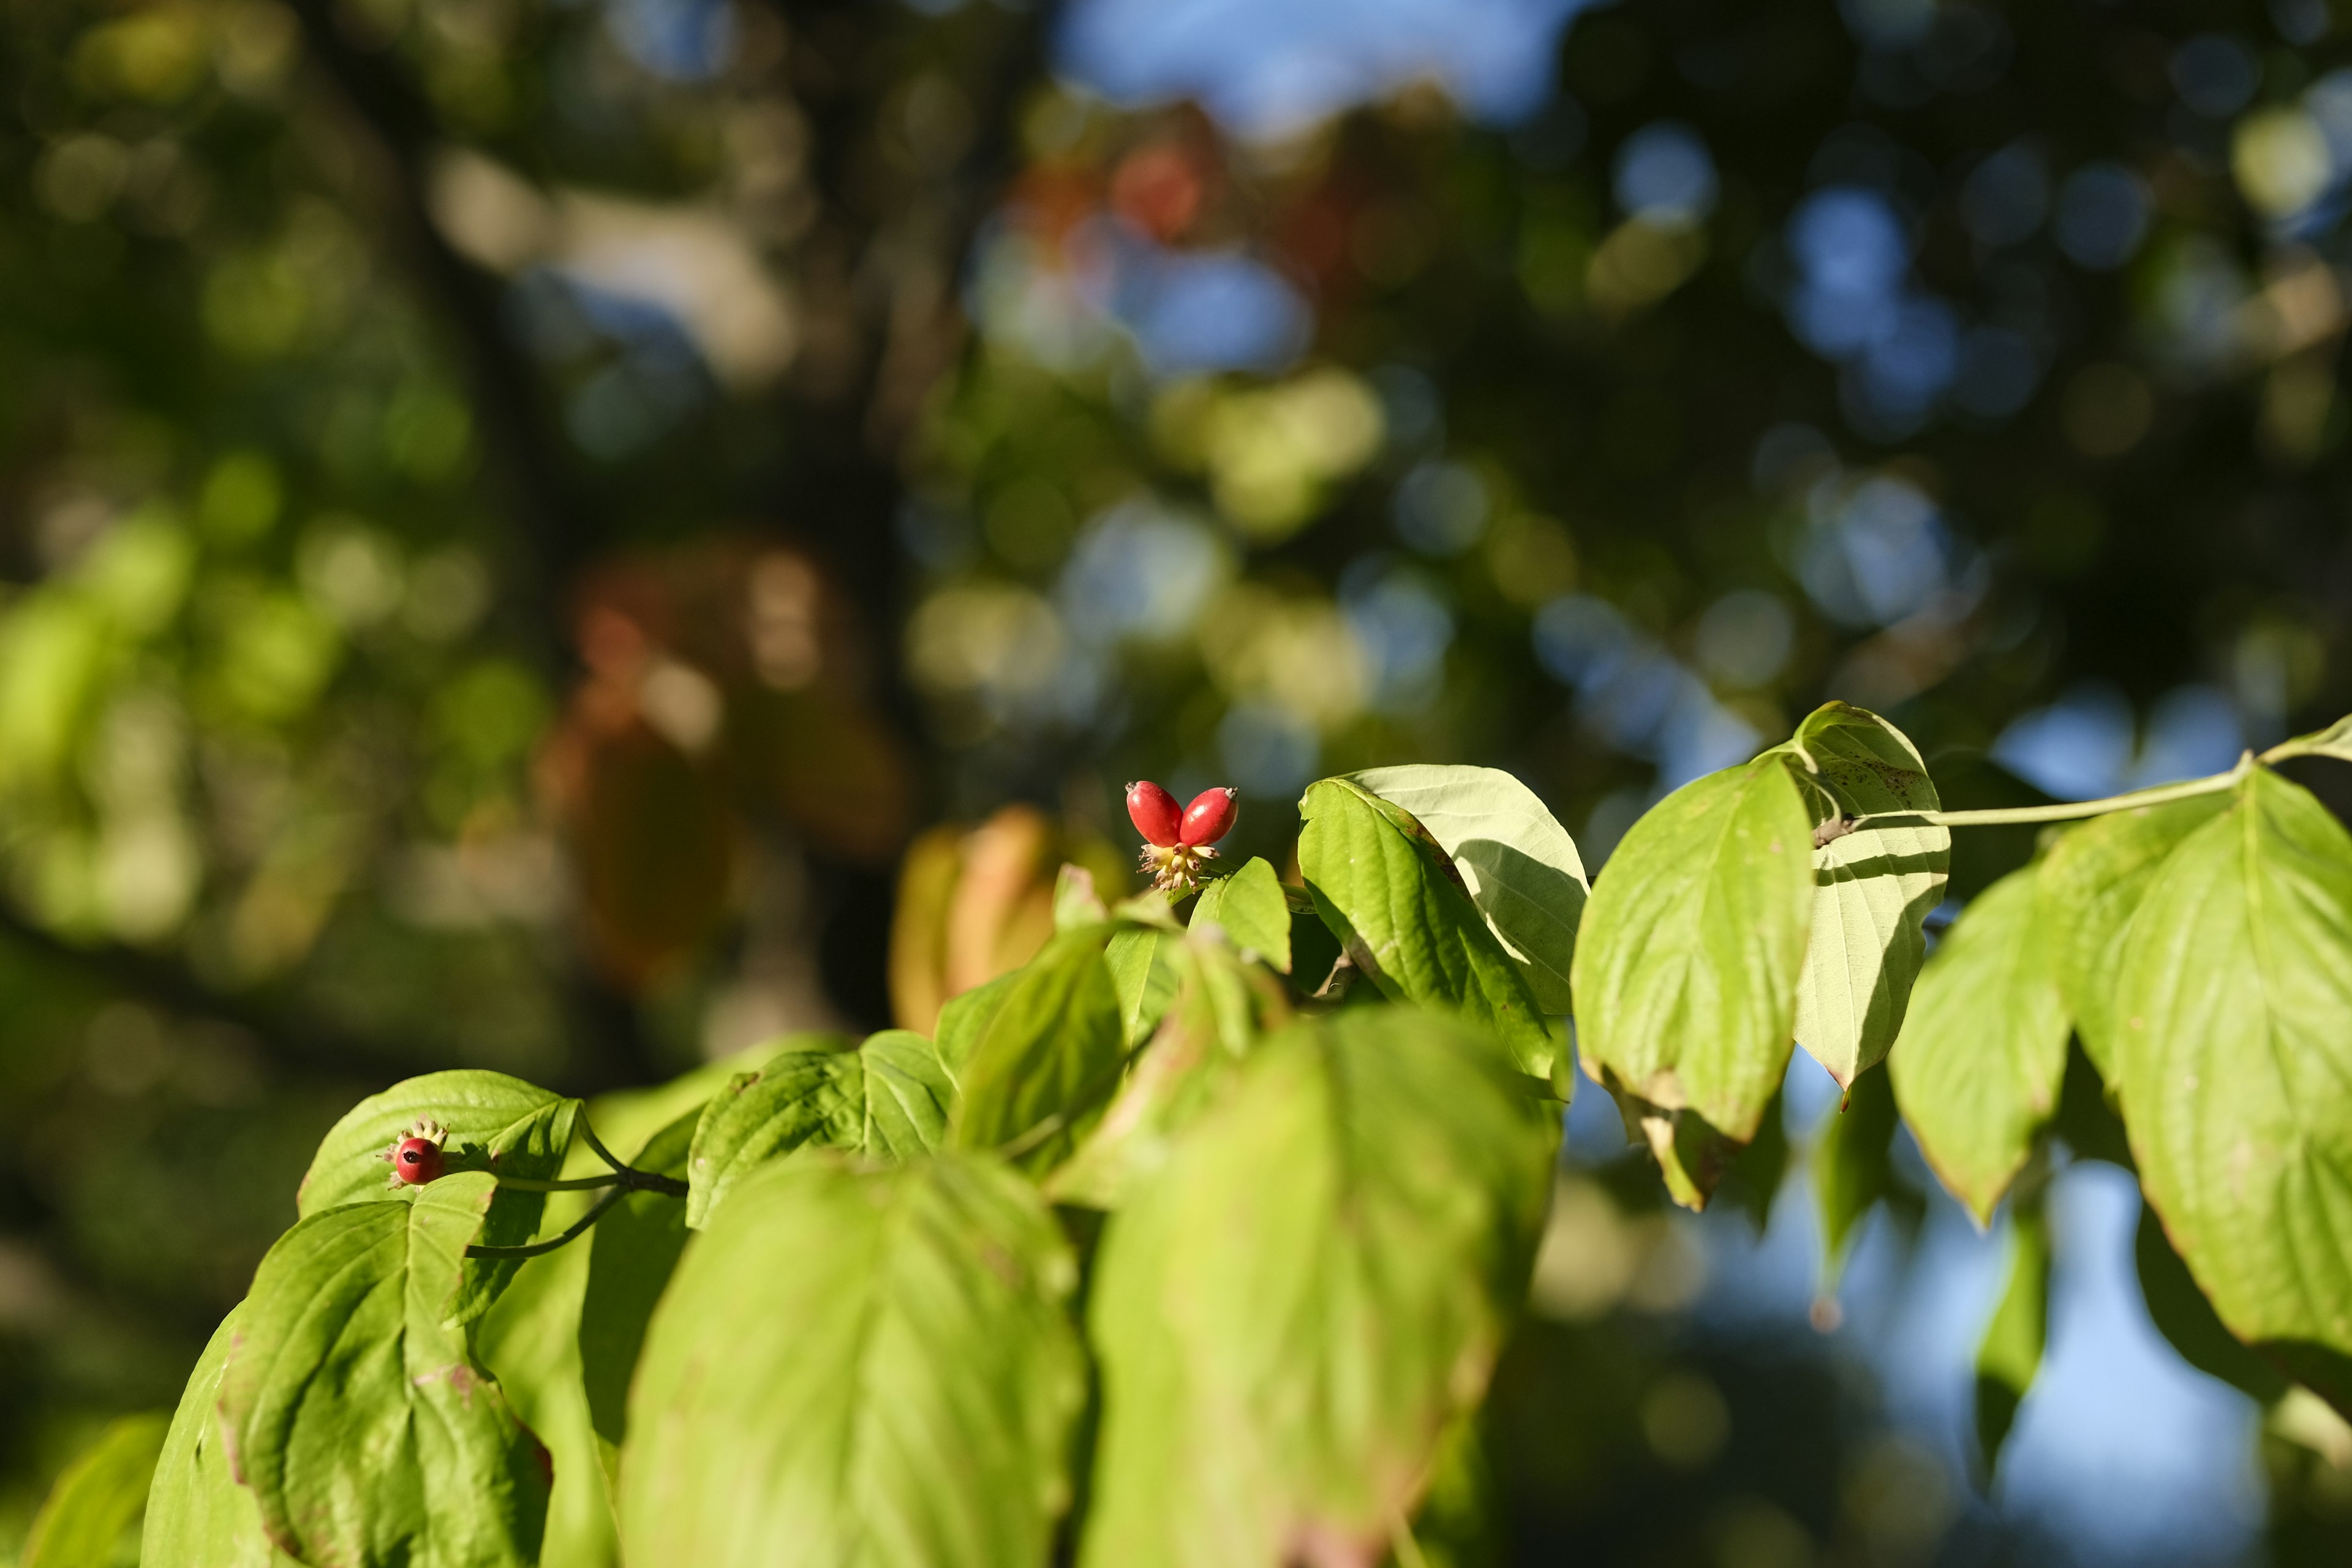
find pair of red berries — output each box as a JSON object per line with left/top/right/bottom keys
{"left": 1126, "top": 782, "right": 1237, "bottom": 890}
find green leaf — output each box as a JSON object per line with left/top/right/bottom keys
{"left": 24, "top": 1412, "right": 169, "bottom": 1568}
{"left": 2265, "top": 711, "right": 2352, "bottom": 764}
{"left": 2116, "top": 767, "right": 2352, "bottom": 1414}
{"left": 1812, "top": 1065, "right": 1899, "bottom": 1289}
{"left": 1298, "top": 777, "right": 1557, "bottom": 1081}
{"left": 2134, "top": 1202, "right": 2290, "bottom": 1406}
{"left": 934, "top": 967, "right": 1019, "bottom": 1073}
{"left": 222, "top": 1172, "right": 551, "bottom": 1568}
{"left": 297, "top": 1069, "right": 581, "bottom": 1324}
{"left": 620, "top": 1152, "right": 1085, "bottom": 1568}
{"left": 686, "top": 1030, "right": 952, "bottom": 1227}
{"left": 143, "top": 1306, "right": 298, "bottom": 1567}
{"left": 1190, "top": 856, "right": 1293, "bottom": 972}
{"left": 1781, "top": 703, "right": 1950, "bottom": 1088}
{"left": 1080, "top": 1008, "right": 1555, "bottom": 1567}
{"left": 1569, "top": 755, "right": 1814, "bottom": 1161}
{"left": 1348, "top": 763, "right": 1588, "bottom": 1011}
{"left": 581, "top": 1109, "right": 699, "bottom": 1450}
{"left": 1048, "top": 935, "right": 1288, "bottom": 1208}
{"left": 1888, "top": 866, "right": 2071, "bottom": 1224}
{"left": 2037, "top": 792, "right": 2231, "bottom": 1079}
{"left": 1104, "top": 925, "right": 1181, "bottom": 1046}
{"left": 948, "top": 925, "right": 1125, "bottom": 1174}
{"left": 1975, "top": 1195, "right": 2049, "bottom": 1479}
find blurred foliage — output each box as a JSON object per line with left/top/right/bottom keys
{"left": 3, "top": 0, "right": 2352, "bottom": 1558}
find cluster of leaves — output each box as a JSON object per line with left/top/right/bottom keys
{"left": 13, "top": 707, "right": 2328, "bottom": 1564}
{"left": 115, "top": 761, "right": 1593, "bottom": 1567}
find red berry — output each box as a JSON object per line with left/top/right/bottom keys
{"left": 1126, "top": 780, "right": 1182, "bottom": 847}
{"left": 391, "top": 1137, "right": 445, "bottom": 1185}
{"left": 1180, "top": 786, "right": 1239, "bottom": 846}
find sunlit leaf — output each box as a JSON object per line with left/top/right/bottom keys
{"left": 687, "top": 1030, "right": 952, "bottom": 1226}
{"left": 1888, "top": 865, "right": 2071, "bottom": 1224}
{"left": 221, "top": 1172, "right": 549, "bottom": 1568}
{"left": 1104, "top": 925, "right": 1181, "bottom": 1046}
{"left": 621, "top": 1153, "right": 1084, "bottom": 1568}
{"left": 1782, "top": 703, "right": 1950, "bottom": 1088}
{"left": 949, "top": 925, "right": 1125, "bottom": 1173}
{"left": 1080, "top": 1008, "right": 1554, "bottom": 1567}
{"left": 2037, "top": 793, "right": 2230, "bottom": 1079}
{"left": 2116, "top": 768, "right": 2352, "bottom": 1413}
{"left": 1189, "top": 856, "right": 1292, "bottom": 971}
{"left": 296, "top": 1069, "right": 580, "bottom": 1324}
{"left": 1569, "top": 755, "right": 1814, "bottom": 1183}
{"left": 1349, "top": 763, "right": 1588, "bottom": 1011}
{"left": 142, "top": 1305, "right": 293, "bottom": 1568}
{"left": 1298, "top": 777, "right": 1556, "bottom": 1081}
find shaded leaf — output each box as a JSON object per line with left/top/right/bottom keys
{"left": 581, "top": 1109, "right": 699, "bottom": 1450}
{"left": 933, "top": 967, "right": 1019, "bottom": 1074}
{"left": 1104, "top": 925, "right": 1181, "bottom": 1046}
{"left": 24, "top": 1412, "right": 168, "bottom": 1568}
{"left": 1888, "top": 865, "right": 2071, "bottom": 1224}
{"left": 1782, "top": 703, "right": 1950, "bottom": 1088}
{"left": 221, "top": 1172, "right": 549, "bottom": 1568}
{"left": 949, "top": 925, "right": 1125, "bottom": 1174}
{"left": 141, "top": 1306, "right": 293, "bottom": 1568}
{"left": 1298, "top": 777, "right": 1556, "bottom": 1081}
{"left": 1975, "top": 1195, "right": 2049, "bottom": 1480}
{"left": 475, "top": 1230, "right": 615, "bottom": 1566}
{"left": 1812, "top": 1065, "right": 1899, "bottom": 1291}
{"left": 1080, "top": 1008, "right": 1555, "bottom": 1568}
{"left": 620, "top": 1153, "right": 1084, "bottom": 1568}
{"left": 686, "top": 1030, "right": 951, "bottom": 1227}
{"left": 1569, "top": 756, "right": 1814, "bottom": 1165}
{"left": 296, "top": 1069, "right": 579, "bottom": 1325}
{"left": 1190, "top": 856, "right": 1292, "bottom": 972}
{"left": 1349, "top": 763, "right": 1588, "bottom": 1012}
{"left": 2116, "top": 768, "right": 2352, "bottom": 1415}
{"left": 2037, "top": 792, "right": 2230, "bottom": 1079}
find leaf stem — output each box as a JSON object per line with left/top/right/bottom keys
{"left": 466, "top": 1183, "right": 628, "bottom": 1259}
{"left": 1834, "top": 754, "right": 2252, "bottom": 835}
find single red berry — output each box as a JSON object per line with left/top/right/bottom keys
{"left": 391, "top": 1137, "right": 445, "bottom": 1186}
{"left": 1126, "top": 780, "right": 1183, "bottom": 847}
{"left": 1180, "top": 786, "right": 1239, "bottom": 846}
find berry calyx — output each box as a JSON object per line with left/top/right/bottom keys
{"left": 379, "top": 1117, "right": 451, "bottom": 1188}
{"left": 1180, "top": 786, "right": 1239, "bottom": 846}
{"left": 1125, "top": 780, "right": 1182, "bottom": 847}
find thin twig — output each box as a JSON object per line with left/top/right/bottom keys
{"left": 466, "top": 1184, "right": 629, "bottom": 1259}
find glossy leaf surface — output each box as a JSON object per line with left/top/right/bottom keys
{"left": 948, "top": 925, "right": 1125, "bottom": 1173}
{"left": 687, "top": 1031, "right": 952, "bottom": 1226}
{"left": 296, "top": 1070, "right": 581, "bottom": 1324}
{"left": 1348, "top": 763, "right": 1588, "bottom": 1011}
{"left": 1298, "top": 777, "right": 1556, "bottom": 1080}
{"left": 1189, "top": 856, "right": 1292, "bottom": 972}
